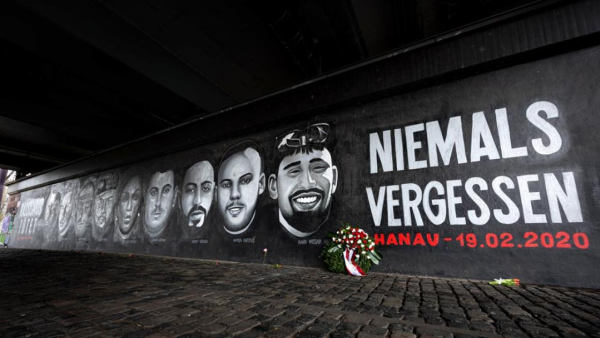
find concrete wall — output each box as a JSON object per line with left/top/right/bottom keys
{"left": 10, "top": 46, "right": 600, "bottom": 288}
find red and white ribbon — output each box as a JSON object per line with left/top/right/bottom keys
{"left": 343, "top": 249, "right": 366, "bottom": 276}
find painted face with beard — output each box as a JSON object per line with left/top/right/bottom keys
{"left": 94, "top": 189, "right": 115, "bottom": 229}
{"left": 58, "top": 191, "right": 73, "bottom": 238}
{"left": 75, "top": 182, "right": 94, "bottom": 237}
{"left": 181, "top": 161, "right": 214, "bottom": 230}
{"left": 117, "top": 176, "right": 142, "bottom": 236}
{"left": 218, "top": 148, "right": 265, "bottom": 235}
{"left": 269, "top": 148, "right": 338, "bottom": 237}
{"left": 144, "top": 170, "right": 175, "bottom": 238}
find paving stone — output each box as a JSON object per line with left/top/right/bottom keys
{"left": 320, "top": 312, "right": 343, "bottom": 321}
{"left": 329, "top": 332, "right": 355, "bottom": 338}
{"left": 357, "top": 332, "right": 387, "bottom": 338}
{"left": 199, "top": 323, "right": 227, "bottom": 334}
{"left": 260, "top": 308, "right": 286, "bottom": 318}
{"left": 226, "top": 319, "right": 261, "bottom": 336}
{"left": 361, "top": 324, "right": 388, "bottom": 335}
{"left": 177, "top": 332, "right": 211, "bottom": 338}
{"left": 390, "top": 333, "right": 417, "bottom": 338}
{"left": 389, "top": 323, "right": 414, "bottom": 333}
{"left": 335, "top": 321, "right": 362, "bottom": 333}
{"left": 264, "top": 326, "right": 298, "bottom": 338}
{"left": 415, "top": 327, "right": 454, "bottom": 338}
{"left": 342, "top": 314, "right": 371, "bottom": 324}
{"left": 554, "top": 326, "right": 587, "bottom": 336}
{"left": 217, "top": 315, "right": 244, "bottom": 326}
{"left": 520, "top": 325, "right": 560, "bottom": 337}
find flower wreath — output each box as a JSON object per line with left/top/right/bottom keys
{"left": 320, "top": 224, "right": 382, "bottom": 276}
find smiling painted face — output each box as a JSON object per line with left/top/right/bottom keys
{"left": 269, "top": 148, "right": 337, "bottom": 237}
{"left": 144, "top": 170, "right": 175, "bottom": 237}
{"left": 182, "top": 161, "right": 214, "bottom": 230}
{"left": 217, "top": 148, "right": 265, "bottom": 234}
{"left": 117, "top": 176, "right": 142, "bottom": 236}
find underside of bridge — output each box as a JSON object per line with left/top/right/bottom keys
{"left": 2, "top": 0, "right": 545, "bottom": 175}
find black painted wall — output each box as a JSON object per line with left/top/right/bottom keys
{"left": 11, "top": 46, "right": 600, "bottom": 288}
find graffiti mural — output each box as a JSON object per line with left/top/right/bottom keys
{"left": 8, "top": 47, "right": 600, "bottom": 288}
{"left": 269, "top": 123, "right": 338, "bottom": 238}
{"left": 14, "top": 188, "right": 48, "bottom": 239}
{"left": 217, "top": 141, "right": 265, "bottom": 236}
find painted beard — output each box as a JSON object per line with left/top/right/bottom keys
{"left": 284, "top": 188, "right": 330, "bottom": 234}
{"left": 187, "top": 204, "right": 207, "bottom": 228}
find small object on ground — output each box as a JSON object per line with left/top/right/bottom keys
{"left": 262, "top": 248, "right": 268, "bottom": 264}
{"left": 271, "top": 264, "right": 283, "bottom": 269}
{"left": 489, "top": 278, "right": 520, "bottom": 286}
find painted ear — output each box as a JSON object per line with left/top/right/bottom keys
{"left": 258, "top": 173, "right": 266, "bottom": 195}
{"left": 331, "top": 166, "right": 338, "bottom": 194}
{"left": 268, "top": 174, "right": 278, "bottom": 200}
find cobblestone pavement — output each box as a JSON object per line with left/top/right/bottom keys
{"left": 0, "top": 249, "right": 599, "bottom": 338}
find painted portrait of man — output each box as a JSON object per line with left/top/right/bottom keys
{"left": 58, "top": 180, "right": 78, "bottom": 239}
{"left": 93, "top": 172, "right": 118, "bottom": 240}
{"left": 268, "top": 123, "right": 338, "bottom": 238}
{"left": 115, "top": 174, "right": 142, "bottom": 241}
{"left": 43, "top": 184, "right": 62, "bottom": 241}
{"left": 217, "top": 142, "right": 265, "bottom": 235}
{"left": 181, "top": 161, "right": 215, "bottom": 237}
{"left": 75, "top": 179, "right": 95, "bottom": 238}
{"left": 44, "top": 188, "right": 61, "bottom": 229}
{"left": 144, "top": 165, "right": 176, "bottom": 238}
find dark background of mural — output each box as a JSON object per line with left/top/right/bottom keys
{"left": 11, "top": 46, "right": 600, "bottom": 288}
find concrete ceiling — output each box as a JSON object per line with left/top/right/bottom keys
{"left": 0, "top": 0, "right": 537, "bottom": 174}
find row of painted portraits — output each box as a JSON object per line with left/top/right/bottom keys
{"left": 18, "top": 123, "right": 338, "bottom": 243}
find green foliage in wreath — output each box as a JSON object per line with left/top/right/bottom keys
{"left": 319, "top": 241, "right": 373, "bottom": 274}
{"left": 319, "top": 223, "right": 382, "bottom": 275}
